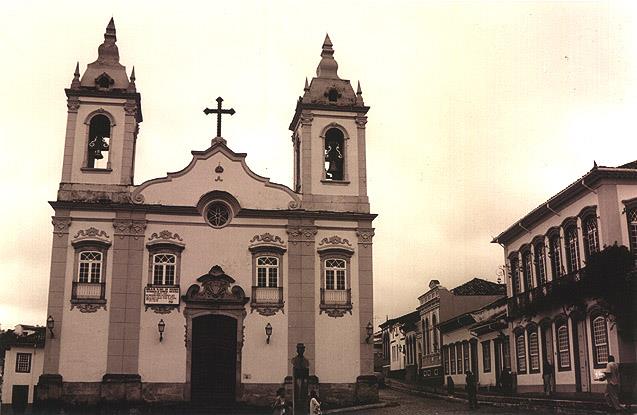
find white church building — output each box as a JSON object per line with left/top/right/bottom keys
{"left": 36, "top": 19, "right": 377, "bottom": 409}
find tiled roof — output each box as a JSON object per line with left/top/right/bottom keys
{"left": 379, "top": 310, "right": 420, "bottom": 329}
{"left": 451, "top": 278, "right": 506, "bottom": 296}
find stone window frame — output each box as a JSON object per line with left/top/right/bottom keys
{"left": 546, "top": 227, "right": 563, "bottom": 279}
{"left": 508, "top": 252, "right": 521, "bottom": 295}
{"left": 514, "top": 327, "right": 527, "bottom": 374}
{"left": 15, "top": 352, "right": 32, "bottom": 373}
{"left": 520, "top": 245, "right": 534, "bottom": 292}
{"left": 146, "top": 241, "right": 184, "bottom": 287}
{"left": 319, "top": 123, "right": 350, "bottom": 184}
{"left": 249, "top": 244, "right": 286, "bottom": 315}
{"left": 589, "top": 311, "right": 609, "bottom": 369}
{"left": 70, "top": 239, "right": 110, "bottom": 308}
{"left": 562, "top": 217, "right": 581, "bottom": 274}
{"left": 318, "top": 248, "right": 353, "bottom": 316}
{"left": 527, "top": 323, "right": 541, "bottom": 374}
{"left": 532, "top": 235, "right": 548, "bottom": 286}
{"left": 204, "top": 200, "right": 234, "bottom": 229}
{"left": 555, "top": 317, "right": 571, "bottom": 372}
{"left": 579, "top": 206, "right": 600, "bottom": 261}
{"left": 482, "top": 340, "right": 491, "bottom": 373}
{"left": 82, "top": 109, "right": 116, "bottom": 172}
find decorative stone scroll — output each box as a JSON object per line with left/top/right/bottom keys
{"left": 287, "top": 226, "right": 318, "bottom": 246}
{"left": 356, "top": 228, "right": 375, "bottom": 248}
{"left": 148, "top": 230, "right": 183, "bottom": 242}
{"left": 317, "top": 235, "right": 354, "bottom": 255}
{"left": 182, "top": 265, "right": 249, "bottom": 307}
{"left": 71, "top": 303, "right": 107, "bottom": 313}
{"left": 52, "top": 217, "right": 72, "bottom": 237}
{"left": 113, "top": 219, "right": 147, "bottom": 240}
{"left": 248, "top": 232, "right": 286, "bottom": 253}
{"left": 148, "top": 305, "right": 176, "bottom": 314}
{"left": 71, "top": 227, "right": 111, "bottom": 247}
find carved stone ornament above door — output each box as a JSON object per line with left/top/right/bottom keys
{"left": 182, "top": 265, "right": 249, "bottom": 307}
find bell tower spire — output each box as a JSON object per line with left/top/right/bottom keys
{"left": 289, "top": 36, "right": 370, "bottom": 213}
{"left": 59, "top": 18, "right": 143, "bottom": 200}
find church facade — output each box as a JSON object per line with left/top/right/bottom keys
{"left": 37, "top": 19, "right": 377, "bottom": 408}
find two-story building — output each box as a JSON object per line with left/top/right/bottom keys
{"left": 379, "top": 311, "right": 420, "bottom": 380}
{"left": 492, "top": 161, "right": 637, "bottom": 394}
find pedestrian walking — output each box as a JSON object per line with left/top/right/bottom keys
{"left": 309, "top": 389, "right": 322, "bottom": 415}
{"left": 465, "top": 370, "right": 478, "bottom": 410}
{"left": 542, "top": 359, "right": 554, "bottom": 396}
{"left": 601, "top": 355, "right": 626, "bottom": 412}
{"left": 272, "top": 387, "right": 288, "bottom": 415}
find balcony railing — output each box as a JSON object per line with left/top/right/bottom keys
{"left": 251, "top": 286, "right": 283, "bottom": 304}
{"left": 421, "top": 352, "right": 441, "bottom": 368}
{"left": 72, "top": 281, "right": 106, "bottom": 301}
{"left": 508, "top": 269, "right": 581, "bottom": 318}
{"left": 320, "top": 288, "right": 352, "bottom": 317}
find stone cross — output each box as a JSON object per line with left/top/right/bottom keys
{"left": 203, "top": 97, "right": 235, "bottom": 138}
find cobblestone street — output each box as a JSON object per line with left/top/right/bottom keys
{"left": 360, "top": 388, "right": 571, "bottom": 415}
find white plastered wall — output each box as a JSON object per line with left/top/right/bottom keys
{"left": 1, "top": 346, "right": 45, "bottom": 404}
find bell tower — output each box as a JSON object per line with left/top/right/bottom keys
{"left": 59, "top": 18, "right": 142, "bottom": 200}
{"left": 289, "top": 35, "right": 370, "bottom": 213}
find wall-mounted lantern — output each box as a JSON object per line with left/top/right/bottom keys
{"left": 365, "top": 322, "right": 374, "bottom": 343}
{"left": 46, "top": 315, "right": 55, "bottom": 339}
{"left": 265, "top": 322, "right": 273, "bottom": 344}
{"left": 158, "top": 319, "right": 166, "bottom": 342}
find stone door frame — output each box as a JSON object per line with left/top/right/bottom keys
{"left": 182, "top": 265, "right": 249, "bottom": 403}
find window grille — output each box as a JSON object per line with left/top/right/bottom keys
{"left": 15, "top": 353, "right": 31, "bottom": 373}
{"left": 206, "top": 202, "right": 231, "bottom": 227}
{"left": 628, "top": 208, "right": 637, "bottom": 262}
{"left": 516, "top": 334, "right": 527, "bottom": 373}
{"left": 153, "top": 253, "right": 176, "bottom": 285}
{"left": 592, "top": 316, "right": 609, "bottom": 366}
{"left": 325, "top": 259, "right": 346, "bottom": 290}
{"left": 557, "top": 324, "right": 571, "bottom": 369}
{"left": 78, "top": 251, "right": 102, "bottom": 283}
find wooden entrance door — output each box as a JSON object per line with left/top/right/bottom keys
{"left": 191, "top": 314, "right": 238, "bottom": 404}
{"left": 572, "top": 318, "right": 591, "bottom": 393}
{"left": 12, "top": 385, "right": 29, "bottom": 414}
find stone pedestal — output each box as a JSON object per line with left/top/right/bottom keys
{"left": 34, "top": 374, "right": 63, "bottom": 412}
{"left": 354, "top": 375, "right": 378, "bottom": 405}
{"left": 101, "top": 374, "right": 142, "bottom": 403}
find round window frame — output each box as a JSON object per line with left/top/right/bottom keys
{"left": 204, "top": 200, "right": 233, "bottom": 229}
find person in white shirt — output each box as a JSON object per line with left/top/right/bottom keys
{"left": 309, "top": 389, "right": 321, "bottom": 415}
{"left": 602, "top": 355, "right": 624, "bottom": 411}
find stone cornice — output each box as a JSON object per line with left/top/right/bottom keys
{"left": 289, "top": 99, "right": 370, "bottom": 131}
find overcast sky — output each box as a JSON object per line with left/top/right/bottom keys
{"left": 1, "top": 1, "right": 636, "bottom": 330}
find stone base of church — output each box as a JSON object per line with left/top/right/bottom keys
{"left": 35, "top": 376, "right": 378, "bottom": 409}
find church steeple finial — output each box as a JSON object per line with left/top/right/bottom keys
{"left": 355, "top": 80, "right": 364, "bottom": 105}
{"left": 97, "top": 17, "right": 120, "bottom": 64}
{"left": 304, "top": 77, "right": 310, "bottom": 91}
{"left": 128, "top": 66, "right": 137, "bottom": 92}
{"left": 71, "top": 62, "right": 81, "bottom": 89}
{"left": 316, "top": 33, "right": 339, "bottom": 79}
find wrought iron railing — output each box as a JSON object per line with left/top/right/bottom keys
{"left": 507, "top": 269, "right": 581, "bottom": 317}
{"left": 72, "top": 281, "right": 106, "bottom": 301}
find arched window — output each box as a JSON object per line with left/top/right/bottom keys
{"left": 564, "top": 225, "right": 580, "bottom": 274}
{"left": 78, "top": 251, "right": 103, "bottom": 283}
{"left": 87, "top": 114, "right": 111, "bottom": 169}
{"left": 324, "top": 128, "right": 344, "bottom": 181}
{"left": 152, "top": 253, "right": 176, "bottom": 285}
{"left": 591, "top": 315, "right": 609, "bottom": 368}
{"left": 583, "top": 216, "right": 600, "bottom": 260}
{"left": 256, "top": 256, "right": 279, "bottom": 288}
{"left": 432, "top": 314, "right": 439, "bottom": 353}
{"left": 516, "top": 332, "right": 527, "bottom": 374}
{"left": 534, "top": 242, "right": 547, "bottom": 286}
{"left": 527, "top": 327, "right": 540, "bottom": 373}
{"left": 548, "top": 233, "right": 563, "bottom": 278}
{"left": 522, "top": 250, "right": 533, "bottom": 291}
{"left": 510, "top": 255, "right": 521, "bottom": 295}
{"left": 556, "top": 322, "right": 571, "bottom": 371}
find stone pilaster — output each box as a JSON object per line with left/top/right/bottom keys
{"left": 106, "top": 213, "right": 146, "bottom": 375}
{"left": 355, "top": 115, "right": 368, "bottom": 198}
{"left": 356, "top": 222, "right": 375, "bottom": 375}
{"left": 598, "top": 183, "right": 623, "bottom": 246}
{"left": 300, "top": 111, "right": 313, "bottom": 195}
{"left": 60, "top": 98, "right": 80, "bottom": 182}
{"left": 121, "top": 100, "right": 139, "bottom": 185}
{"left": 286, "top": 220, "right": 317, "bottom": 373}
